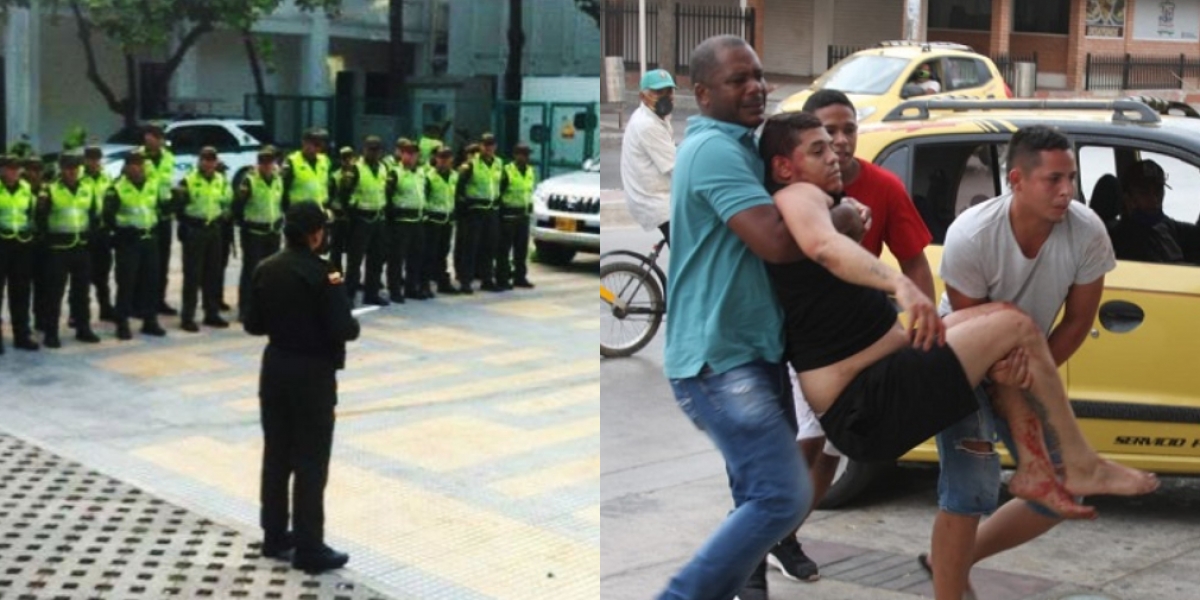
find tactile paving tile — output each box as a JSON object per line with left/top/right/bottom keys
{"left": 0, "top": 434, "right": 393, "bottom": 600}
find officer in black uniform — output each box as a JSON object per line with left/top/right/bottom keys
{"left": 339, "top": 136, "right": 393, "bottom": 306}
{"left": 174, "top": 147, "right": 231, "bottom": 332}
{"left": 232, "top": 146, "right": 284, "bottom": 322}
{"left": 244, "top": 202, "right": 358, "bottom": 575}
{"left": 0, "top": 155, "right": 40, "bottom": 353}
{"left": 82, "top": 145, "right": 116, "bottom": 322}
{"left": 25, "top": 156, "right": 53, "bottom": 334}
{"left": 327, "top": 146, "right": 356, "bottom": 275}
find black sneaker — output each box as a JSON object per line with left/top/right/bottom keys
{"left": 734, "top": 559, "right": 768, "bottom": 600}
{"left": 768, "top": 536, "right": 820, "bottom": 582}
{"left": 292, "top": 545, "right": 349, "bottom": 574}
{"left": 75, "top": 329, "right": 101, "bottom": 344}
{"left": 141, "top": 322, "right": 167, "bottom": 337}
{"left": 43, "top": 333, "right": 62, "bottom": 349}
{"left": 202, "top": 316, "right": 230, "bottom": 329}
{"left": 181, "top": 321, "right": 200, "bottom": 333}
{"left": 157, "top": 303, "right": 179, "bottom": 316}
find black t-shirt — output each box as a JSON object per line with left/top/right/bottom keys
{"left": 767, "top": 257, "right": 897, "bottom": 372}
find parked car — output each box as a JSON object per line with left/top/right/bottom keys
{"left": 102, "top": 119, "right": 271, "bottom": 187}
{"left": 532, "top": 156, "right": 600, "bottom": 266}
{"left": 777, "top": 41, "right": 1011, "bottom": 124}
{"left": 819, "top": 97, "right": 1200, "bottom": 508}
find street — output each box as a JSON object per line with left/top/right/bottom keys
{"left": 601, "top": 222, "right": 1200, "bottom": 600}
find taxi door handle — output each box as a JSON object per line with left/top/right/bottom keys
{"left": 1098, "top": 300, "right": 1144, "bottom": 334}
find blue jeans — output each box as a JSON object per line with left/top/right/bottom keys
{"left": 936, "top": 385, "right": 1060, "bottom": 518}
{"left": 657, "top": 360, "right": 812, "bottom": 600}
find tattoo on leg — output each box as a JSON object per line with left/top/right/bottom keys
{"left": 1022, "top": 389, "right": 1061, "bottom": 455}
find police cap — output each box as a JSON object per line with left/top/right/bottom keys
{"left": 338, "top": 146, "right": 355, "bottom": 158}
{"left": 512, "top": 142, "right": 531, "bottom": 155}
{"left": 363, "top": 135, "right": 383, "bottom": 149}
{"left": 0, "top": 155, "right": 18, "bottom": 169}
{"left": 124, "top": 149, "right": 146, "bottom": 165}
{"left": 480, "top": 133, "right": 497, "bottom": 146}
{"left": 435, "top": 145, "right": 454, "bottom": 158}
{"left": 257, "top": 145, "right": 277, "bottom": 163}
{"left": 58, "top": 154, "right": 83, "bottom": 169}
{"left": 465, "top": 143, "right": 481, "bottom": 154}
{"left": 23, "top": 155, "right": 43, "bottom": 170}
{"left": 84, "top": 145, "right": 103, "bottom": 160}
{"left": 303, "top": 127, "right": 330, "bottom": 142}
{"left": 395, "top": 137, "right": 417, "bottom": 150}
{"left": 143, "top": 123, "right": 165, "bottom": 138}
{"left": 198, "top": 146, "right": 219, "bottom": 160}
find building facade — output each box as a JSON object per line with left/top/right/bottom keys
{"left": 2, "top": 0, "right": 600, "bottom": 152}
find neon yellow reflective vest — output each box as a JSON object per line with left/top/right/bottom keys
{"left": 46, "top": 181, "right": 96, "bottom": 236}
{"left": 113, "top": 177, "right": 159, "bottom": 230}
{"left": 183, "top": 170, "right": 231, "bottom": 224}
{"left": 464, "top": 155, "right": 502, "bottom": 202}
{"left": 144, "top": 148, "right": 176, "bottom": 203}
{"left": 500, "top": 163, "right": 536, "bottom": 210}
{"left": 351, "top": 161, "right": 389, "bottom": 211}
{"left": 81, "top": 169, "right": 113, "bottom": 201}
{"left": 391, "top": 165, "right": 426, "bottom": 219}
{"left": 243, "top": 173, "right": 283, "bottom": 226}
{"left": 0, "top": 181, "right": 34, "bottom": 238}
{"left": 287, "top": 151, "right": 331, "bottom": 206}
{"left": 425, "top": 168, "right": 457, "bottom": 221}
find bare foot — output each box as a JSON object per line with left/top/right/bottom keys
{"left": 1064, "top": 458, "right": 1159, "bottom": 497}
{"left": 1008, "top": 470, "right": 1098, "bottom": 520}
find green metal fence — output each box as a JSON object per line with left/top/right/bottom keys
{"left": 492, "top": 101, "right": 598, "bottom": 179}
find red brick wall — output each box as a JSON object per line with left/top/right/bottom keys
{"left": 1011, "top": 34, "right": 1070, "bottom": 74}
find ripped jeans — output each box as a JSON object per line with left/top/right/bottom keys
{"left": 935, "top": 384, "right": 1060, "bottom": 517}
{"left": 657, "top": 360, "right": 812, "bottom": 600}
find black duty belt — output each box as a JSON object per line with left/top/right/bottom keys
{"left": 424, "top": 211, "right": 450, "bottom": 223}
{"left": 390, "top": 208, "right": 422, "bottom": 221}
{"left": 180, "top": 215, "right": 221, "bottom": 229}
{"left": 242, "top": 220, "right": 282, "bottom": 235}
{"left": 352, "top": 208, "right": 385, "bottom": 222}
{"left": 115, "top": 227, "right": 156, "bottom": 240}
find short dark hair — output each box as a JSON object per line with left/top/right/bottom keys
{"left": 1006, "top": 125, "right": 1072, "bottom": 173}
{"left": 759, "top": 111, "right": 825, "bottom": 193}
{"left": 802, "top": 89, "right": 855, "bottom": 114}
{"left": 283, "top": 202, "right": 328, "bottom": 248}
{"left": 689, "top": 35, "right": 748, "bottom": 86}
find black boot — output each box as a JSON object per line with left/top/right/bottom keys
{"left": 75, "top": 329, "right": 101, "bottom": 344}
{"left": 292, "top": 545, "right": 350, "bottom": 575}
{"left": 260, "top": 531, "right": 294, "bottom": 560}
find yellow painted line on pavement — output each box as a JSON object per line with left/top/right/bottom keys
{"left": 342, "top": 359, "right": 597, "bottom": 416}
{"left": 499, "top": 382, "right": 597, "bottom": 415}
{"left": 180, "top": 373, "right": 259, "bottom": 395}
{"left": 490, "top": 456, "right": 600, "bottom": 498}
{"left": 337, "top": 362, "right": 462, "bottom": 394}
{"left": 133, "top": 436, "right": 599, "bottom": 599}
{"left": 349, "top": 415, "right": 599, "bottom": 471}
{"left": 481, "top": 347, "right": 550, "bottom": 366}
{"left": 226, "top": 396, "right": 259, "bottom": 412}
{"left": 61, "top": 338, "right": 146, "bottom": 355}
{"left": 345, "top": 351, "right": 414, "bottom": 369}
{"left": 95, "top": 351, "right": 229, "bottom": 379}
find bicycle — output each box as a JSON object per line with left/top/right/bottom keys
{"left": 600, "top": 237, "right": 668, "bottom": 358}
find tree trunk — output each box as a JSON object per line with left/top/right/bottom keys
{"left": 70, "top": 0, "right": 134, "bottom": 125}
{"left": 388, "top": 0, "right": 407, "bottom": 122}
{"left": 243, "top": 31, "right": 270, "bottom": 124}
{"left": 160, "top": 20, "right": 214, "bottom": 85}
{"left": 503, "top": 0, "right": 525, "bottom": 148}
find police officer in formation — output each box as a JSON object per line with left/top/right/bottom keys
{"left": 496, "top": 142, "right": 537, "bottom": 290}
{"left": 103, "top": 150, "right": 168, "bottom": 340}
{"left": 387, "top": 138, "right": 427, "bottom": 301}
{"left": 0, "top": 155, "right": 39, "bottom": 352}
{"left": 232, "top": 146, "right": 285, "bottom": 321}
{"left": 326, "top": 146, "right": 357, "bottom": 275}
{"left": 244, "top": 201, "right": 358, "bottom": 575}
{"left": 36, "top": 154, "right": 102, "bottom": 347}
{"left": 455, "top": 134, "right": 504, "bottom": 293}
{"left": 82, "top": 145, "right": 116, "bottom": 323}
{"left": 142, "top": 125, "right": 178, "bottom": 317}
{"left": 174, "top": 146, "right": 232, "bottom": 332}
{"left": 282, "top": 128, "right": 331, "bottom": 209}
{"left": 338, "top": 136, "right": 392, "bottom": 306}
{"left": 422, "top": 146, "right": 459, "bottom": 296}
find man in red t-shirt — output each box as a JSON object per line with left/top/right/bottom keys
{"left": 757, "top": 89, "right": 937, "bottom": 585}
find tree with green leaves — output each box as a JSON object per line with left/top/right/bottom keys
{"left": 1, "top": 0, "right": 340, "bottom": 127}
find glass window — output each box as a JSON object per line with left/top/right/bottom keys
{"left": 1013, "top": 0, "right": 1069, "bottom": 34}
{"left": 878, "top": 145, "right": 910, "bottom": 183}
{"left": 928, "top": 0, "right": 992, "bottom": 30}
{"left": 910, "top": 142, "right": 1002, "bottom": 243}
{"left": 1138, "top": 150, "right": 1200, "bottom": 224}
{"left": 168, "top": 126, "right": 238, "bottom": 153}
{"left": 945, "top": 58, "right": 991, "bottom": 91}
{"left": 816, "top": 56, "right": 910, "bottom": 95}
{"left": 240, "top": 124, "right": 271, "bottom": 146}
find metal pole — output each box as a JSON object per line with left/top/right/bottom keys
{"left": 904, "top": 0, "right": 922, "bottom": 42}
{"left": 639, "top": 0, "right": 647, "bottom": 77}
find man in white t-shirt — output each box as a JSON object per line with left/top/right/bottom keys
{"left": 911, "top": 63, "right": 942, "bottom": 95}
{"left": 620, "top": 69, "right": 677, "bottom": 242}
{"left": 925, "top": 125, "right": 1116, "bottom": 600}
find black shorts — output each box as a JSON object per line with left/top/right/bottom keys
{"left": 818, "top": 344, "right": 978, "bottom": 462}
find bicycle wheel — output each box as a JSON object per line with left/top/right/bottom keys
{"left": 600, "top": 261, "right": 665, "bottom": 358}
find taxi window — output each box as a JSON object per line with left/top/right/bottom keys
{"left": 945, "top": 58, "right": 989, "bottom": 91}
{"left": 1137, "top": 151, "right": 1200, "bottom": 224}
{"left": 818, "top": 55, "right": 910, "bottom": 95}
{"left": 910, "top": 142, "right": 1004, "bottom": 243}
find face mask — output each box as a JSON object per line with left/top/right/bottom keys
{"left": 654, "top": 96, "right": 673, "bottom": 118}
{"left": 917, "top": 70, "right": 930, "bottom": 79}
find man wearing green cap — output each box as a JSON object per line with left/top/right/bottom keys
{"left": 142, "top": 124, "right": 179, "bottom": 317}
{"left": 338, "top": 136, "right": 393, "bottom": 306}
{"left": 175, "top": 147, "right": 232, "bottom": 332}
{"left": 103, "top": 151, "right": 168, "bottom": 340}
{"left": 421, "top": 146, "right": 459, "bottom": 295}
{"left": 455, "top": 133, "right": 503, "bottom": 293}
{"left": 495, "top": 142, "right": 537, "bottom": 290}
{"left": 282, "top": 128, "right": 332, "bottom": 210}
{"left": 82, "top": 145, "right": 117, "bottom": 322}
{"left": 386, "top": 138, "right": 426, "bottom": 301}
{"left": 233, "top": 146, "right": 284, "bottom": 321}
{"left": 621, "top": 68, "right": 677, "bottom": 243}
{"left": 0, "top": 155, "right": 40, "bottom": 353}
{"left": 36, "top": 154, "right": 102, "bottom": 347}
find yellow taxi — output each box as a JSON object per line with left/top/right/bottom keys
{"left": 777, "top": 41, "right": 1011, "bottom": 125}
{"left": 821, "top": 98, "right": 1200, "bottom": 507}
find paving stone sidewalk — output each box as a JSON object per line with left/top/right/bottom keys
{"left": 0, "top": 432, "right": 394, "bottom": 600}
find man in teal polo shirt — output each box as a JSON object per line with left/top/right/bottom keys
{"left": 658, "top": 35, "right": 834, "bottom": 600}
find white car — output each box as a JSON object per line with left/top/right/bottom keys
{"left": 532, "top": 157, "right": 600, "bottom": 265}
{"left": 102, "top": 119, "right": 270, "bottom": 186}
